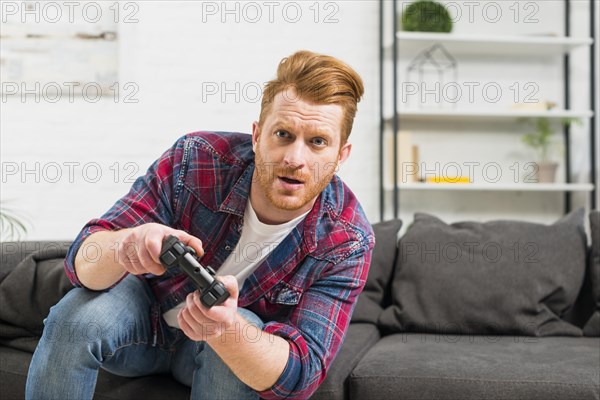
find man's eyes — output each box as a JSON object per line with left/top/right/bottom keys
{"left": 274, "top": 130, "right": 328, "bottom": 147}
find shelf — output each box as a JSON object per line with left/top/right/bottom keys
{"left": 379, "top": 0, "right": 598, "bottom": 219}
{"left": 393, "top": 32, "right": 593, "bottom": 56}
{"left": 385, "top": 183, "right": 595, "bottom": 192}
{"left": 387, "top": 109, "right": 594, "bottom": 122}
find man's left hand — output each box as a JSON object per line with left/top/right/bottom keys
{"left": 178, "top": 275, "right": 239, "bottom": 342}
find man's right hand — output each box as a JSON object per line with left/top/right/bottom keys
{"left": 74, "top": 223, "right": 204, "bottom": 290}
{"left": 117, "top": 223, "right": 204, "bottom": 276}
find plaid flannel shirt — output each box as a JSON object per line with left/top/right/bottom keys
{"left": 64, "top": 131, "right": 375, "bottom": 399}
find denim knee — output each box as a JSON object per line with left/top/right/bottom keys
{"left": 40, "top": 275, "right": 153, "bottom": 352}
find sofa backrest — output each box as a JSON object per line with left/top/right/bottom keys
{"left": 353, "top": 210, "right": 599, "bottom": 337}
{"left": 1, "top": 241, "right": 71, "bottom": 283}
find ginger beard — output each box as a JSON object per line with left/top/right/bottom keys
{"left": 253, "top": 137, "right": 339, "bottom": 211}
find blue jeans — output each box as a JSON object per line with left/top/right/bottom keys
{"left": 25, "top": 275, "right": 264, "bottom": 400}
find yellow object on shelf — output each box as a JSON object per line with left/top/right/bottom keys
{"left": 425, "top": 176, "right": 471, "bottom": 183}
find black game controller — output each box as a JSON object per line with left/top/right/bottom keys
{"left": 159, "top": 235, "right": 230, "bottom": 308}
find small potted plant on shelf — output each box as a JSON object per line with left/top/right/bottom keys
{"left": 401, "top": 0, "right": 453, "bottom": 33}
{"left": 521, "top": 117, "right": 581, "bottom": 183}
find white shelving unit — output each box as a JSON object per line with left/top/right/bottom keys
{"left": 387, "top": 109, "right": 594, "bottom": 122}
{"left": 380, "top": 0, "right": 596, "bottom": 219}
{"left": 386, "top": 183, "right": 595, "bottom": 192}
{"left": 393, "top": 31, "right": 593, "bottom": 56}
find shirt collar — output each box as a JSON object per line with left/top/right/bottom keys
{"left": 218, "top": 162, "right": 255, "bottom": 217}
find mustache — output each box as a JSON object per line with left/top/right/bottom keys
{"left": 255, "top": 162, "right": 310, "bottom": 181}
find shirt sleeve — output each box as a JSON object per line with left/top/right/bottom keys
{"left": 256, "top": 241, "right": 374, "bottom": 399}
{"left": 64, "top": 136, "right": 185, "bottom": 289}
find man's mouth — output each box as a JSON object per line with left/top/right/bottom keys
{"left": 278, "top": 176, "right": 304, "bottom": 185}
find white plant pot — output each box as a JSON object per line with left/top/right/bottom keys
{"left": 536, "top": 162, "right": 559, "bottom": 183}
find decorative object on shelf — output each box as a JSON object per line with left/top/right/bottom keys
{"left": 406, "top": 44, "right": 457, "bottom": 109}
{"left": 385, "top": 131, "right": 420, "bottom": 185}
{"left": 424, "top": 176, "right": 471, "bottom": 183}
{"left": 401, "top": 0, "right": 453, "bottom": 33}
{"left": 520, "top": 117, "right": 581, "bottom": 183}
{"left": 0, "top": 202, "right": 29, "bottom": 241}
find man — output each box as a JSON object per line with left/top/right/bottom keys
{"left": 26, "top": 50, "right": 375, "bottom": 400}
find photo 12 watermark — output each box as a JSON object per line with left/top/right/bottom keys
{"left": 395, "top": 321, "right": 541, "bottom": 344}
{"left": 200, "top": 80, "right": 354, "bottom": 105}
{"left": 1, "top": 1, "right": 140, "bottom": 24}
{"left": 400, "top": 1, "right": 541, "bottom": 26}
{"left": 394, "top": 161, "right": 551, "bottom": 185}
{"left": 1, "top": 82, "right": 140, "bottom": 103}
{"left": 199, "top": 1, "right": 340, "bottom": 24}
{"left": 1, "top": 161, "right": 142, "bottom": 184}
{"left": 41, "top": 318, "right": 275, "bottom": 344}
{"left": 401, "top": 81, "right": 540, "bottom": 107}
{"left": 400, "top": 240, "right": 540, "bottom": 264}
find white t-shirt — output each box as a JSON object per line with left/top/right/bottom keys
{"left": 162, "top": 198, "right": 309, "bottom": 328}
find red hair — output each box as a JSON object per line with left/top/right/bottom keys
{"left": 259, "top": 51, "right": 364, "bottom": 144}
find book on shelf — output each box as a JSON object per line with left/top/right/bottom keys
{"left": 385, "top": 131, "right": 420, "bottom": 185}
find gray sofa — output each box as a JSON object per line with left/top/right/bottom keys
{"left": 1, "top": 210, "right": 599, "bottom": 400}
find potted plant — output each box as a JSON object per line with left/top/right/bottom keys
{"left": 521, "top": 117, "right": 581, "bottom": 183}
{"left": 401, "top": 0, "right": 453, "bottom": 33}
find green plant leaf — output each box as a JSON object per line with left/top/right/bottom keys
{"left": 0, "top": 204, "right": 29, "bottom": 241}
{"left": 401, "top": 0, "right": 453, "bottom": 33}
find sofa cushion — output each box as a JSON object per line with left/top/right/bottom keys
{"left": 312, "top": 323, "right": 380, "bottom": 400}
{"left": 350, "top": 334, "right": 600, "bottom": 400}
{"left": 583, "top": 210, "right": 600, "bottom": 336}
{"left": 378, "top": 209, "right": 586, "bottom": 336}
{"left": 0, "top": 245, "right": 73, "bottom": 343}
{"left": 351, "top": 220, "right": 402, "bottom": 324}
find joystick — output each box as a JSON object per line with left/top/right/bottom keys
{"left": 159, "top": 235, "right": 230, "bottom": 308}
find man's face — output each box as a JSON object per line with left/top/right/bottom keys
{"left": 252, "top": 88, "right": 351, "bottom": 212}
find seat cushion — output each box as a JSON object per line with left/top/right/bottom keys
{"left": 0, "top": 346, "right": 190, "bottom": 400}
{"left": 350, "top": 334, "right": 600, "bottom": 400}
{"left": 312, "top": 323, "right": 381, "bottom": 400}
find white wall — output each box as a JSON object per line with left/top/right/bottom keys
{"left": 1, "top": 0, "right": 380, "bottom": 240}
{"left": 0, "top": 0, "right": 597, "bottom": 241}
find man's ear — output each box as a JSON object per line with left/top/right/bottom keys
{"left": 251, "top": 121, "right": 260, "bottom": 152}
{"left": 337, "top": 142, "right": 352, "bottom": 166}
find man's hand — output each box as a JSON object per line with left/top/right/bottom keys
{"left": 74, "top": 223, "right": 204, "bottom": 290}
{"left": 118, "top": 223, "right": 204, "bottom": 276}
{"left": 179, "top": 275, "right": 290, "bottom": 393}
{"left": 178, "top": 275, "right": 239, "bottom": 341}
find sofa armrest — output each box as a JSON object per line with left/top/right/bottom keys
{"left": 1, "top": 242, "right": 71, "bottom": 283}
{"left": 312, "top": 323, "right": 381, "bottom": 400}
{"left": 0, "top": 242, "right": 72, "bottom": 340}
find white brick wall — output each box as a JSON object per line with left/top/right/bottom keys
{"left": 0, "top": 1, "right": 597, "bottom": 241}
{"left": 1, "top": 1, "right": 380, "bottom": 240}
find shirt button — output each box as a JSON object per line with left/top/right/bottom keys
{"left": 225, "top": 245, "right": 231, "bottom": 251}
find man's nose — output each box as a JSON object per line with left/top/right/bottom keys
{"left": 282, "top": 142, "right": 306, "bottom": 169}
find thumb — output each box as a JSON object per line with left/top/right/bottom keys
{"left": 174, "top": 230, "right": 204, "bottom": 258}
{"left": 216, "top": 275, "right": 239, "bottom": 300}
